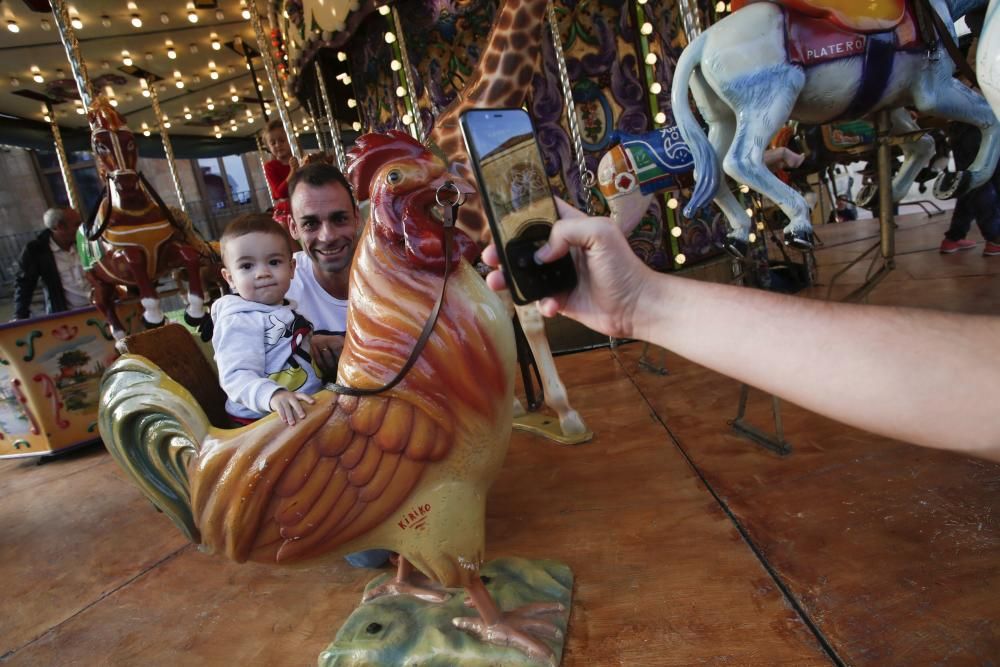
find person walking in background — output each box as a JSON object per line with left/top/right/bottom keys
{"left": 940, "top": 122, "right": 1000, "bottom": 255}
{"left": 13, "top": 207, "right": 91, "bottom": 320}
{"left": 261, "top": 120, "right": 298, "bottom": 233}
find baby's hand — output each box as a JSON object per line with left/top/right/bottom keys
{"left": 269, "top": 389, "right": 315, "bottom": 426}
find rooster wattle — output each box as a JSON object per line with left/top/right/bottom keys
{"left": 101, "top": 130, "right": 564, "bottom": 664}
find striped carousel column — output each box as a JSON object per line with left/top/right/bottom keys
{"left": 250, "top": 3, "right": 302, "bottom": 161}
{"left": 45, "top": 103, "right": 80, "bottom": 211}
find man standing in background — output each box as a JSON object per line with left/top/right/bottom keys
{"left": 13, "top": 207, "right": 91, "bottom": 320}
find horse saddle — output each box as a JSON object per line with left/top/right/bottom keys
{"left": 732, "top": 0, "right": 907, "bottom": 32}
{"left": 599, "top": 127, "right": 694, "bottom": 199}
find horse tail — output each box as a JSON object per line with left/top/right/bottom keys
{"left": 670, "top": 32, "right": 719, "bottom": 218}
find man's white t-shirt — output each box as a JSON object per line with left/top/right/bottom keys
{"left": 286, "top": 250, "right": 349, "bottom": 333}
{"left": 49, "top": 236, "right": 91, "bottom": 308}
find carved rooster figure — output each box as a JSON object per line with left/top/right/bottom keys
{"left": 100, "top": 130, "right": 564, "bottom": 664}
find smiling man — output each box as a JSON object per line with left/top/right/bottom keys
{"left": 286, "top": 162, "right": 360, "bottom": 375}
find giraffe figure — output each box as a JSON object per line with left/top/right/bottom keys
{"left": 429, "top": 0, "right": 591, "bottom": 444}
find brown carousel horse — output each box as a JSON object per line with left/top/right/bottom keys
{"left": 79, "top": 96, "right": 220, "bottom": 339}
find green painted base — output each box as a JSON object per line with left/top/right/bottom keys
{"left": 318, "top": 558, "right": 574, "bottom": 667}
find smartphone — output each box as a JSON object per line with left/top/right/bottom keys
{"left": 460, "top": 108, "right": 577, "bottom": 305}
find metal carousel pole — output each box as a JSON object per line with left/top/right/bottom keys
{"left": 307, "top": 100, "right": 329, "bottom": 153}
{"left": 48, "top": 0, "right": 94, "bottom": 107}
{"left": 314, "top": 60, "right": 347, "bottom": 172}
{"left": 143, "top": 79, "right": 187, "bottom": 214}
{"left": 250, "top": 4, "right": 301, "bottom": 162}
{"left": 255, "top": 135, "right": 275, "bottom": 207}
{"left": 45, "top": 103, "right": 80, "bottom": 211}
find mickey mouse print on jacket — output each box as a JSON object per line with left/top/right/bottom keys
{"left": 211, "top": 294, "right": 324, "bottom": 421}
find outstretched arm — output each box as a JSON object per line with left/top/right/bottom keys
{"left": 483, "top": 203, "right": 1000, "bottom": 461}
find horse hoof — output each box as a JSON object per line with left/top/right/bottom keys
{"left": 723, "top": 238, "right": 748, "bottom": 258}
{"left": 934, "top": 171, "right": 971, "bottom": 200}
{"left": 856, "top": 183, "right": 878, "bottom": 208}
{"left": 783, "top": 231, "right": 814, "bottom": 250}
{"left": 143, "top": 316, "right": 166, "bottom": 330}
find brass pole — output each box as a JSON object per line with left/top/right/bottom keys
{"left": 876, "top": 109, "right": 895, "bottom": 263}
{"left": 250, "top": 4, "right": 301, "bottom": 161}
{"left": 307, "top": 100, "right": 328, "bottom": 153}
{"left": 391, "top": 6, "right": 425, "bottom": 140}
{"left": 47, "top": 0, "right": 94, "bottom": 107}
{"left": 145, "top": 80, "right": 187, "bottom": 214}
{"left": 314, "top": 60, "right": 347, "bottom": 172}
{"left": 255, "top": 135, "right": 275, "bottom": 207}
{"left": 46, "top": 103, "right": 80, "bottom": 211}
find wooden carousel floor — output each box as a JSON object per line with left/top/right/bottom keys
{"left": 2, "top": 212, "right": 998, "bottom": 666}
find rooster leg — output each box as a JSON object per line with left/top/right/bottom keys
{"left": 453, "top": 575, "right": 565, "bottom": 667}
{"left": 361, "top": 557, "right": 451, "bottom": 604}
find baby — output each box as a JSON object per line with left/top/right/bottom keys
{"left": 212, "top": 214, "right": 322, "bottom": 426}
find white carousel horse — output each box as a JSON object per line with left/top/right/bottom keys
{"left": 671, "top": 0, "right": 1000, "bottom": 253}
{"left": 978, "top": 0, "right": 1000, "bottom": 114}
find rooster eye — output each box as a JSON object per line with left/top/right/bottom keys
{"left": 386, "top": 169, "right": 402, "bottom": 185}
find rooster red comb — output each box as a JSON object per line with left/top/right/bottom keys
{"left": 346, "top": 130, "right": 434, "bottom": 201}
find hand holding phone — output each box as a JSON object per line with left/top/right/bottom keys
{"left": 460, "top": 108, "right": 578, "bottom": 305}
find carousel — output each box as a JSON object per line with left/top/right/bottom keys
{"left": 1, "top": 0, "right": 999, "bottom": 664}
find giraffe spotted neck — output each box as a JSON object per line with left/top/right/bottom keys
{"left": 429, "top": 0, "right": 550, "bottom": 243}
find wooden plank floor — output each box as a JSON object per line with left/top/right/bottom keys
{"left": 2, "top": 212, "right": 997, "bottom": 665}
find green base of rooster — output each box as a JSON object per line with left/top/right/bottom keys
{"left": 318, "top": 557, "right": 573, "bottom": 667}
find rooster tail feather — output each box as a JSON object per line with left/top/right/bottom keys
{"left": 99, "top": 356, "right": 211, "bottom": 543}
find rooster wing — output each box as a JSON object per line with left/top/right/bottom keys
{"left": 190, "top": 390, "right": 452, "bottom": 565}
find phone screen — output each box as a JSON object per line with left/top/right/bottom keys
{"left": 461, "top": 108, "right": 577, "bottom": 304}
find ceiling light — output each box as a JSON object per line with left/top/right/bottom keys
{"left": 145, "top": 52, "right": 153, "bottom": 61}
{"left": 187, "top": 10, "right": 198, "bottom": 23}
{"left": 378, "top": 5, "right": 391, "bottom": 15}
{"left": 206, "top": 98, "right": 215, "bottom": 110}
{"left": 71, "top": 16, "right": 83, "bottom": 30}
{"left": 9, "top": 77, "right": 19, "bottom": 86}
{"left": 342, "top": 75, "right": 352, "bottom": 85}
{"left": 189, "top": 43, "right": 198, "bottom": 54}
{"left": 215, "top": 9, "right": 224, "bottom": 20}
{"left": 209, "top": 69, "right": 219, "bottom": 80}
{"left": 76, "top": 106, "right": 85, "bottom": 115}
{"left": 347, "top": 98, "right": 357, "bottom": 108}
{"left": 164, "top": 120, "right": 172, "bottom": 128}
{"left": 127, "top": 1, "right": 138, "bottom": 10}
{"left": 241, "top": 7, "right": 251, "bottom": 19}
{"left": 40, "top": 19, "right": 51, "bottom": 31}
{"left": 232, "top": 93, "right": 239, "bottom": 102}
{"left": 109, "top": 99, "right": 119, "bottom": 107}
{"left": 122, "top": 50, "right": 133, "bottom": 66}
{"left": 31, "top": 66, "right": 44, "bottom": 84}
{"left": 44, "top": 113, "right": 51, "bottom": 122}
{"left": 210, "top": 34, "right": 220, "bottom": 50}
{"left": 167, "top": 47, "right": 176, "bottom": 59}
{"left": 101, "top": 14, "right": 111, "bottom": 27}
{"left": 131, "top": 15, "right": 143, "bottom": 28}
{"left": 7, "top": 20, "right": 20, "bottom": 33}
{"left": 192, "top": 75, "right": 201, "bottom": 83}
{"left": 56, "top": 68, "right": 66, "bottom": 78}
{"left": 160, "top": 12, "right": 169, "bottom": 24}
{"left": 337, "top": 51, "right": 347, "bottom": 62}
{"left": 352, "top": 121, "right": 361, "bottom": 132}
{"left": 101, "top": 61, "right": 110, "bottom": 70}
{"left": 246, "top": 109, "right": 253, "bottom": 118}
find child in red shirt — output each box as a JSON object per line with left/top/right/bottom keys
{"left": 262, "top": 119, "right": 299, "bottom": 233}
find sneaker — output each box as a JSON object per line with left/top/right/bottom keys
{"left": 940, "top": 238, "right": 979, "bottom": 253}
{"left": 984, "top": 242, "right": 1000, "bottom": 256}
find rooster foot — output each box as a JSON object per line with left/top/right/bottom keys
{"left": 452, "top": 602, "right": 565, "bottom": 667}
{"left": 362, "top": 557, "right": 451, "bottom": 604}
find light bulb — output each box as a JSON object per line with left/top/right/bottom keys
{"left": 207, "top": 101, "right": 214, "bottom": 110}
{"left": 160, "top": 12, "right": 169, "bottom": 24}
{"left": 210, "top": 70, "right": 219, "bottom": 80}
{"left": 347, "top": 98, "right": 357, "bottom": 108}
{"left": 7, "top": 20, "right": 20, "bottom": 33}
{"left": 215, "top": 132, "right": 222, "bottom": 138}
{"left": 71, "top": 16, "right": 83, "bottom": 30}
{"left": 390, "top": 59, "right": 401, "bottom": 71}
{"left": 187, "top": 10, "right": 198, "bottom": 23}
{"left": 145, "top": 52, "right": 153, "bottom": 61}
{"left": 378, "top": 5, "right": 391, "bottom": 14}
{"left": 109, "top": 99, "right": 119, "bottom": 107}
{"left": 640, "top": 22, "right": 652, "bottom": 35}
{"left": 41, "top": 19, "right": 51, "bottom": 31}
{"left": 645, "top": 52, "right": 657, "bottom": 65}
{"left": 342, "top": 75, "right": 352, "bottom": 85}
{"left": 749, "top": 233, "right": 757, "bottom": 243}
{"left": 131, "top": 15, "right": 143, "bottom": 28}
{"left": 716, "top": 1, "right": 726, "bottom": 10}
{"left": 127, "top": 1, "right": 137, "bottom": 9}
{"left": 164, "top": 121, "right": 171, "bottom": 128}
{"left": 384, "top": 32, "right": 396, "bottom": 44}
{"left": 654, "top": 111, "right": 666, "bottom": 124}
{"left": 215, "top": 9, "right": 224, "bottom": 20}
{"left": 337, "top": 51, "right": 347, "bottom": 62}
{"left": 675, "top": 253, "right": 687, "bottom": 265}
{"left": 739, "top": 184, "right": 750, "bottom": 193}
{"left": 242, "top": 8, "right": 251, "bottom": 19}
{"left": 402, "top": 113, "right": 412, "bottom": 124}
{"left": 190, "top": 43, "right": 198, "bottom": 54}
{"left": 353, "top": 121, "right": 362, "bottom": 131}
{"left": 76, "top": 107, "right": 85, "bottom": 115}
{"left": 33, "top": 72, "right": 44, "bottom": 84}
{"left": 43, "top": 114, "right": 51, "bottom": 122}
{"left": 232, "top": 93, "right": 239, "bottom": 102}
{"left": 211, "top": 35, "right": 221, "bottom": 50}
{"left": 650, "top": 82, "right": 662, "bottom": 94}
{"left": 667, "top": 197, "right": 678, "bottom": 209}
{"left": 671, "top": 225, "right": 682, "bottom": 238}
{"left": 122, "top": 50, "right": 133, "bottom": 66}
{"left": 395, "top": 86, "right": 406, "bottom": 97}
{"left": 167, "top": 47, "right": 177, "bottom": 59}
{"left": 9, "top": 77, "right": 19, "bottom": 86}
